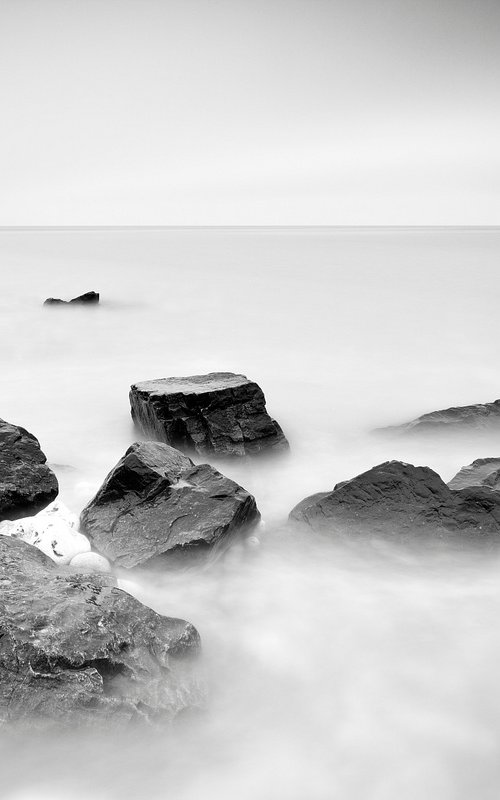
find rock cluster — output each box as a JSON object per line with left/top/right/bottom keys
{"left": 290, "top": 460, "right": 500, "bottom": 542}
{"left": 80, "top": 441, "right": 260, "bottom": 569}
{"left": 130, "top": 372, "right": 289, "bottom": 458}
{"left": 0, "top": 536, "right": 202, "bottom": 729}
{"left": 0, "top": 418, "right": 58, "bottom": 520}
{"left": 44, "top": 291, "right": 100, "bottom": 306}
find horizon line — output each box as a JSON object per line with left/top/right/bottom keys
{"left": 0, "top": 225, "right": 499, "bottom": 232}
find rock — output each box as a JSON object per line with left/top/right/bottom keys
{"left": 0, "top": 418, "right": 58, "bottom": 521}
{"left": 0, "top": 500, "right": 91, "bottom": 565}
{"left": 0, "top": 536, "right": 203, "bottom": 729}
{"left": 377, "top": 399, "right": 500, "bottom": 436}
{"left": 44, "top": 291, "right": 99, "bottom": 306}
{"left": 80, "top": 441, "right": 260, "bottom": 569}
{"left": 129, "top": 372, "right": 289, "bottom": 458}
{"left": 69, "top": 551, "right": 111, "bottom": 573}
{"left": 289, "top": 460, "right": 500, "bottom": 542}
{"left": 448, "top": 458, "right": 500, "bottom": 491}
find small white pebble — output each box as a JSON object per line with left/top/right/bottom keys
{"left": 69, "top": 551, "right": 111, "bottom": 574}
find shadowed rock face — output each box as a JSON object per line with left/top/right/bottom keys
{"left": 129, "top": 372, "right": 289, "bottom": 458}
{"left": 290, "top": 461, "right": 500, "bottom": 542}
{"left": 448, "top": 458, "right": 500, "bottom": 491}
{"left": 0, "top": 419, "right": 58, "bottom": 521}
{"left": 44, "top": 291, "right": 100, "bottom": 306}
{"left": 377, "top": 399, "right": 500, "bottom": 436}
{"left": 0, "top": 536, "right": 202, "bottom": 729}
{"left": 80, "top": 441, "right": 260, "bottom": 569}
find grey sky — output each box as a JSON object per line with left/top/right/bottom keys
{"left": 1, "top": 0, "right": 499, "bottom": 225}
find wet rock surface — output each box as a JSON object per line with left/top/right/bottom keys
{"left": 0, "top": 536, "right": 202, "bottom": 729}
{"left": 0, "top": 419, "right": 58, "bottom": 521}
{"left": 378, "top": 399, "right": 500, "bottom": 436}
{"left": 80, "top": 441, "right": 260, "bottom": 569}
{"left": 129, "top": 372, "right": 289, "bottom": 458}
{"left": 448, "top": 458, "right": 500, "bottom": 491}
{"left": 44, "top": 291, "right": 99, "bottom": 306}
{"left": 290, "top": 460, "right": 500, "bottom": 542}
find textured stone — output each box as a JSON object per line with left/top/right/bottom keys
{"left": 80, "top": 441, "right": 260, "bottom": 569}
{"left": 0, "top": 419, "right": 58, "bottom": 521}
{"left": 129, "top": 372, "right": 289, "bottom": 457}
{"left": 0, "top": 536, "right": 202, "bottom": 729}
{"left": 448, "top": 458, "right": 500, "bottom": 491}
{"left": 290, "top": 460, "right": 500, "bottom": 542}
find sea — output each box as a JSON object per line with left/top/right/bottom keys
{"left": 1, "top": 226, "right": 500, "bottom": 800}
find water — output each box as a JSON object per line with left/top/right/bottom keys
{"left": 1, "top": 226, "right": 500, "bottom": 799}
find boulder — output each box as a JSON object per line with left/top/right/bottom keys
{"left": 448, "top": 458, "right": 500, "bottom": 491}
{"left": 129, "top": 372, "right": 289, "bottom": 458}
{"left": 80, "top": 441, "right": 260, "bottom": 569}
{"left": 289, "top": 460, "right": 500, "bottom": 542}
{"left": 377, "top": 399, "right": 500, "bottom": 437}
{"left": 0, "top": 535, "right": 202, "bottom": 729}
{"left": 0, "top": 418, "right": 58, "bottom": 520}
{"left": 44, "top": 291, "right": 99, "bottom": 306}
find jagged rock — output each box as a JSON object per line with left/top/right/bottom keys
{"left": 0, "top": 419, "right": 58, "bottom": 521}
{"left": 0, "top": 536, "right": 202, "bottom": 729}
{"left": 129, "top": 372, "right": 289, "bottom": 458}
{"left": 44, "top": 291, "right": 99, "bottom": 306}
{"left": 289, "top": 460, "right": 500, "bottom": 542}
{"left": 80, "top": 441, "right": 260, "bottom": 569}
{"left": 448, "top": 458, "right": 500, "bottom": 491}
{"left": 378, "top": 399, "right": 500, "bottom": 436}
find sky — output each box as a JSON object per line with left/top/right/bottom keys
{"left": 0, "top": 0, "right": 499, "bottom": 225}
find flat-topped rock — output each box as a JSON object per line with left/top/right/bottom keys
{"left": 290, "top": 460, "right": 500, "bottom": 542}
{"left": 0, "top": 418, "right": 58, "bottom": 521}
{"left": 448, "top": 458, "right": 500, "bottom": 491}
{"left": 130, "top": 372, "right": 289, "bottom": 458}
{"left": 0, "top": 536, "right": 202, "bottom": 729}
{"left": 378, "top": 399, "right": 500, "bottom": 436}
{"left": 80, "top": 441, "right": 260, "bottom": 569}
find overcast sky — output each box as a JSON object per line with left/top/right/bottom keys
{"left": 1, "top": 0, "right": 499, "bottom": 225}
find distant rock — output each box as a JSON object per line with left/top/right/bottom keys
{"left": 448, "top": 458, "right": 500, "bottom": 491}
{"left": 0, "top": 536, "right": 202, "bottom": 729}
{"left": 130, "top": 372, "right": 289, "bottom": 458}
{"left": 80, "top": 441, "right": 260, "bottom": 569}
{"left": 0, "top": 418, "right": 58, "bottom": 521}
{"left": 44, "top": 291, "right": 99, "bottom": 306}
{"left": 290, "top": 460, "right": 500, "bottom": 542}
{"left": 377, "top": 399, "right": 500, "bottom": 436}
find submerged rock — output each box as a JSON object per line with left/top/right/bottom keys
{"left": 0, "top": 536, "right": 202, "bottom": 729}
{"left": 448, "top": 458, "right": 500, "bottom": 491}
{"left": 377, "top": 399, "right": 500, "bottom": 436}
{"left": 290, "top": 460, "right": 500, "bottom": 542}
{"left": 0, "top": 418, "right": 58, "bottom": 521}
{"left": 0, "top": 499, "right": 91, "bottom": 565}
{"left": 129, "top": 372, "right": 289, "bottom": 458}
{"left": 80, "top": 441, "right": 260, "bottom": 569}
{"left": 44, "top": 291, "right": 99, "bottom": 306}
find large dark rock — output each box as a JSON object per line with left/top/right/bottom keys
{"left": 448, "top": 458, "right": 500, "bottom": 491}
{"left": 0, "top": 535, "right": 202, "bottom": 729}
{"left": 378, "top": 399, "right": 500, "bottom": 437}
{"left": 80, "top": 441, "right": 260, "bottom": 569}
{"left": 44, "top": 291, "right": 99, "bottom": 306}
{"left": 290, "top": 460, "right": 500, "bottom": 542}
{"left": 129, "top": 372, "right": 289, "bottom": 458}
{"left": 0, "top": 419, "right": 58, "bottom": 521}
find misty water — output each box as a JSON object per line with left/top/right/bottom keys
{"left": 2, "top": 226, "right": 500, "bottom": 799}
